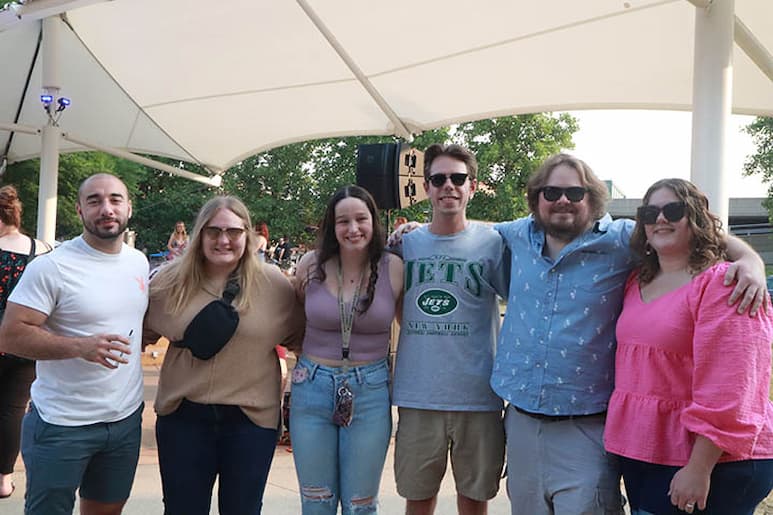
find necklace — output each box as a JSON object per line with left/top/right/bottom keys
{"left": 337, "top": 259, "right": 365, "bottom": 371}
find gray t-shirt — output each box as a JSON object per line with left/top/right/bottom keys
{"left": 392, "top": 223, "right": 507, "bottom": 411}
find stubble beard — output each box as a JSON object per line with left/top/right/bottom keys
{"left": 83, "top": 216, "right": 128, "bottom": 241}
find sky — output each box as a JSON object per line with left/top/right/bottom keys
{"left": 563, "top": 110, "right": 767, "bottom": 199}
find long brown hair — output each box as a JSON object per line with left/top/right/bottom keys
{"left": 311, "top": 185, "right": 385, "bottom": 313}
{"left": 631, "top": 178, "right": 727, "bottom": 284}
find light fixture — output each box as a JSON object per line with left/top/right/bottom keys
{"left": 56, "top": 97, "right": 71, "bottom": 112}
{"left": 40, "top": 94, "right": 53, "bottom": 106}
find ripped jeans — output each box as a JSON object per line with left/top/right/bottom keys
{"left": 290, "top": 355, "right": 392, "bottom": 514}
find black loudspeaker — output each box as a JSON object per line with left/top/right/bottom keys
{"left": 356, "top": 143, "right": 426, "bottom": 210}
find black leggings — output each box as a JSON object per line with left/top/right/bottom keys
{"left": 0, "top": 355, "right": 35, "bottom": 473}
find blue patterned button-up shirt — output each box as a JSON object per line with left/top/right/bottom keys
{"left": 492, "top": 214, "right": 636, "bottom": 415}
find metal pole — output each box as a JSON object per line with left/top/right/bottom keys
{"left": 62, "top": 133, "right": 223, "bottom": 187}
{"left": 38, "top": 124, "right": 59, "bottom": 243}
{"left": 690, "top": 0, "right": 734, "bottom": 228}
{"left": 36, "top": 16, "right": 60, "bottom": 243}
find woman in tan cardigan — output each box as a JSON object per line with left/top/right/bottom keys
{"left": 144, "top": 196, "right": 304, "bottom": 515}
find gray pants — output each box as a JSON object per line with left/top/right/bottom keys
{"left": 504, "top": 404, "right": 624, "bottom": 515}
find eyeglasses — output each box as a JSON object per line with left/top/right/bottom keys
{"left": 636, "top": 202, "right": 687, "bottom": 225}
{"left": 427, "top": 173, "right": 469, "bottom": 187}
{"left": 540, "top": 186, "right": 587, "bottom": 202}
{"left": 203, "top": 226, "right": 246, "bottom": 240}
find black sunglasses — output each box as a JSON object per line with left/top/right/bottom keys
{"left": 427, "top": 173, "right": 468, "bottom": 187}
{"left": 636, "top": 202, "right": 687, "bottom": 225}
{"left": 540, "top": 186, "right": 587, "bottom": 202}
{"left": 203, "top": 226, "right": 246, "bottom": 241}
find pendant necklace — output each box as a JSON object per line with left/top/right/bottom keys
{"left": 337, "top": 259, "right": 365, "bottom": 372}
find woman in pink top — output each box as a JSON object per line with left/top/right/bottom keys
{"left": 604, "top": 178, "right": 773, "bottom": 514}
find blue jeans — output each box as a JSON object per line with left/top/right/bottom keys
{"left": 290, "top": 356, "right": 392, "bottom": 514}
{"left": 620, "top": 455, "right": 773, "bottom": 514}
{"left": 21, "top": 402, "right": 142, "bottom": 515}
{"left": 155, "top": 399, "right": 278, "bottom": 515}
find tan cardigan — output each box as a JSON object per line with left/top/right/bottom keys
{"left": 145, "top": 265, "right": 305, "bottom": 429}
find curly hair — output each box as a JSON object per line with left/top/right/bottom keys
{"left": 630, "top": 178, "right": 727, "bottom": 285}
{"left": 526, "top": 153, "right": 608, "bottom": 221}
{"left": 0, "top": 185, "right": 22, "bottom": 228}
{"left": 151, "top": 196, "right": 264, "bottom": 314}
{"left": 310, "top": 185, "right": 385, "bottom": 313}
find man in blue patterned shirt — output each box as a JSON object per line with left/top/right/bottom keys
{"left": 493, "top": 153, "right": 766, "bottom": 515}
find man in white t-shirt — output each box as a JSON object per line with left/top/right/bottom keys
{"left": 0, "top": 173, "right": 149, "bottom": 515}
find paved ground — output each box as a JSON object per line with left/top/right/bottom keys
{"left": 3, "top": 353, "right": 771, "bottom": 514}
{"left": 0, "top": 361, "right": 512, "bottom": 514}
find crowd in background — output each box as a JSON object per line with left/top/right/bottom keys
{"left": 0, "top": 143, "right": 770, "bottom": 515}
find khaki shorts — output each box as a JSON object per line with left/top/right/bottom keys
{"left": 394, "top": 407, "right": 504, "bottom": 501}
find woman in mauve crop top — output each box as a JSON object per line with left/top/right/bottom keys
{"left": 290, "top": 185, "right": 403, "bottom": 515}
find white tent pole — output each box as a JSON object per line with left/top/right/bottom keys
{"left": 62, "top": 133, "right": 223, "bottom": 187}
{"left": 690, "top": 0, "right": 734, "bottom": 228}
{"left": 733, "top": 18, "right": 773, "bottom": 83}
{"left": 686, "top": 1, "right": 773, "bottom": 84}
{"left": 0, "top": 122, "right": 38, "bottom": 135}
{"left": 37, "top": 16, "right": 60, "bottom": 243}
{"left": 0, "top": 122, "right": 222, "bottom": 187}
{"left": 295, "top": 0, "right": 413, "bottom": 141}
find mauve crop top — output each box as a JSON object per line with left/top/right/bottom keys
{"left": 301, "top": 255, "right": 395, "bottom": 362}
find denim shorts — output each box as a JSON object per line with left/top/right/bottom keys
{"left": 21, "top": 402, "right": 143, "bottom": 515}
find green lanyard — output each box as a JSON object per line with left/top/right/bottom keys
{"left": 337, "top": 259, "right": 365, "bottom": 372}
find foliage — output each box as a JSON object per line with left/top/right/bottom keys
{"left": 3, "top": 152, "right": 146, "bottom": 241}
{"left": 454, "top": 113, "right": 578, "bottom": 222}
{"left": 743, "top": 116, "right": 773, "bottom": 218}
{"left": 2, "top": 114, "right": 578, "bottom": 251}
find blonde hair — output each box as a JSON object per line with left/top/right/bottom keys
{"left": 150, "top": 196, "right": 264, "bottom": 314}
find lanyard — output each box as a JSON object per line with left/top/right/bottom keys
{"left": 337, "top": 259, "right": 365, "bottom": 371}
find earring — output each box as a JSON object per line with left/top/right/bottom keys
{"left": 645, "top": 242, "right": 653, "bottom": 256}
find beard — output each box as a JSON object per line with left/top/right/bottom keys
{"left": 82, "top": 215, "right": 129, "bottom": 241}
{"left": 535, "top": 206, "right": 591, "bottom": 242}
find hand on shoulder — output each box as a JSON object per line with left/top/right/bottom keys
{"left": 387, "top": 221, "right": 422, "bottom": 248}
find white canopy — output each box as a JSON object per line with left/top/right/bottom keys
{"left": 0, "top": 0, "right": 771, "bottom": 239}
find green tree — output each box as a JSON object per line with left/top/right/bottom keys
{"left": 131, "top": 164, "right": 213, "bottom": 253}
{"left": 1, "top": 114, "right": 578, "bottom": 249}
{"left": 3, "top": 152, "right": 147, "bottom": 241}
{"left": 743, "top": 116, "right": 773, "bottom": 219}
{"left": 454, "top": 113, "right": 578, "bottom": 222}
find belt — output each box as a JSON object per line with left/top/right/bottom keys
{"left": 513, "top": 405, "right": 606, "bottom": 422}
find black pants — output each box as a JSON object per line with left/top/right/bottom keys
{"left": 156, "top": 399, "right": 278, "bottom": 515}
{"left": 0, "top": 355, "right": 35, "bottom": 473}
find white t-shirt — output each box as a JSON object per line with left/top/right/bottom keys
{"left": 9, "top": 236, "right": 149, "bottom": 426}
